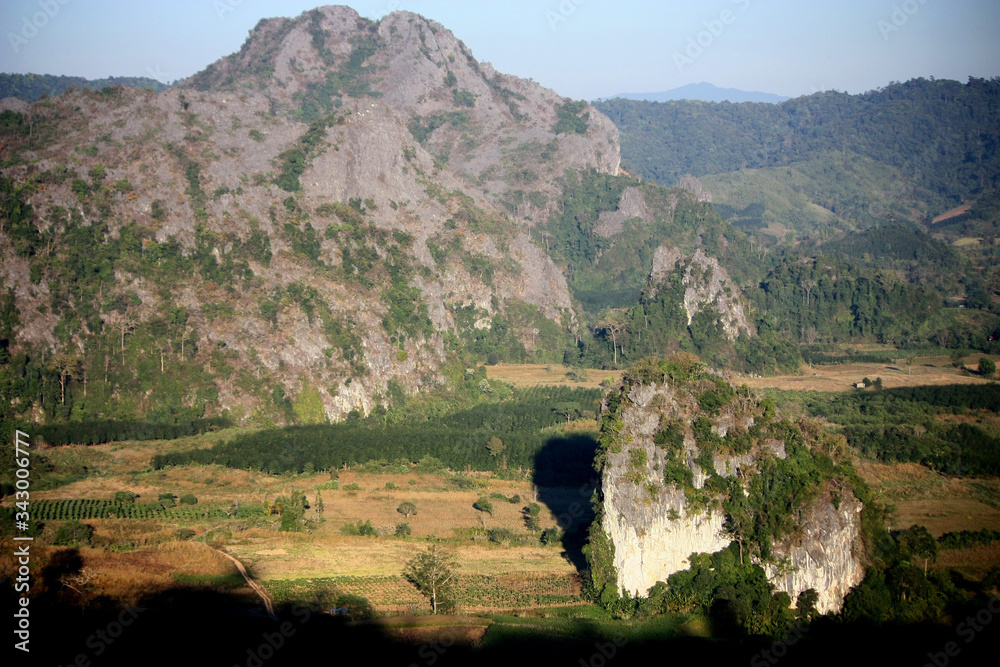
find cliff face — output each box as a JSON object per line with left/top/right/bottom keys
{"left": 767, "top": 491, "right": 866, "bottom": 614}
{"left": 594, "top": 359, "right": 864, "bottom": 613}
{"left": 647, "top": 244, "right": 755, "bottom": 341}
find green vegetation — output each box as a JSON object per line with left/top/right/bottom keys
{"left": 0, "top": 73, "right": 170, "bottom": 101}
{"left": 596, "top": 77, "right": 1000, "bottom": 218}
{"left": 554, "top": 100, "right": 589, "bottom": 135}
{"left": 153, "top": 386, "right": 601, "bottom": 483}
{"left": 788, "top": 384, "right": 1000, "bottom": 476}
{"left": 404, "top": 544, "right": 459, "bottom": 614}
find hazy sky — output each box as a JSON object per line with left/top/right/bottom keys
{"left": 1, "top": 0, "right": 998, "bottom": 100}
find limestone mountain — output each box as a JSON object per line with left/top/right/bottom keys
{"left": 0, "top": 5, "right": 623, "bottom": 424}
{"left": 587, "top": 356, "right": 868, "bottom": 614}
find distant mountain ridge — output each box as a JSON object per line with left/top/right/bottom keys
{"left": 0, "top": 73, "right": 172, "bottom": 101}
{"left": 600, "top": 82, "right": 789, "bottom": 104}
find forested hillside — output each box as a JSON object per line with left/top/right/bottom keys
{"left": 0, "top": 73, "right": 171, "bottom": 101}
{"left": 596, "top": 77, "right": 1000, "bottom": 234}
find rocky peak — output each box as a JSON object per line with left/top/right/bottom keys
{"left": 647, "top": 244, "right": 755, "bottom": 340}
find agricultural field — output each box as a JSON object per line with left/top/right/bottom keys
{"left": 2, "top": 421, "right": 597, "bottom": 616}
{"left": 485, "top": 363, "right": 624, "bottom": 389}
{"left": 740, "top": 353, "right": 994, "bottom": 392}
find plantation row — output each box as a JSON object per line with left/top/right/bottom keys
{"left": 155, "top": 429, "right": 598, "bottom": 486}
{"left": 35, "top": 415, "right": 232, "bottom": 446}
{"left": 265, "top": 573, "right": 581, "bottom": 611}
{"left": 842, "top": 423, "right": 1000, "bottom": 476}
{"left": 804, "top": 384, "right": 1000, "bottom": 423}
{"left": 30, "top": 498, "right": 267, "bottom": 521}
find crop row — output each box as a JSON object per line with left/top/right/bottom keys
{"left": 264, "top": 573, "right": 581, "bottom": 610}
{"left": 31, "top": 499, "right": 267, "bottom": 521}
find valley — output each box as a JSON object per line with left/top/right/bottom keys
{"left": 1, "top": 2, "right": 999, "bottom": 664}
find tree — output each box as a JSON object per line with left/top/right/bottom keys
{"left": 49, "top": 353, "right": 80, "bottom": 405}
{"left": 796, "top": 588, "right": 819, "bottom": 622}
{"left": 315, "top": 491, "right": 325, "bottom": 517}
{"left": 595, "top": 312, "right": 627, "bottom": 366}
{"left": 485, "top": 436, "right": 505, "bottom": 458}
{"left": 473, "top": 497, "right": 493, "bottom": 515}
{"left": 403, "top": 544, "right": 459, "bottom": 614}
{"left": 979, "top": 356, "right": 996, "bottom": 379}
{"left": 397, "top": 501, "right": 417, "bottom": 518}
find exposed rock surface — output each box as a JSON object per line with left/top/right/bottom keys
{"left": 0, "top": 5, "right": 619, "bottom": 423}
{"left": 768, "top": 491, "right": 866, "bottom": 614}
{"left": 594, "top": 187, "right": 651, "bottom": 237}
{"left": 596, "top": 368, "right": 864, "bottom": 612}
{"left": 647, "top": 245, "right": 755, "bottom": 340}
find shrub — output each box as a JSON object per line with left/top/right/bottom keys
{"left": 385, "top": 482, "right": 397, "bottom": 490}
{"left": 395, "top": 522, "right": 412, "bottom": 537}
{"left": 344, "top": 482, "right": 361, "bottom": 491}
{"left": 473, "top": 497, "right": 493, "bottom": 515}
{"left": 341, "top": 519, "right": 376, "bottom": 536}
{"left": 980, "top": 357, "right": 996, "bottom": 378}
{"left": 114, "top": 491, "right": 137, "bottom": 503}
{"left": 175, "top": 528, "right": 196, "bottom": 541}
{"left": 179, "top": 494, "right": 198, "bottom": 505}
{"left": 487, "top": 528, "right": 517, "bottom": 544}
{"left": 541, "top": 527, "right": 563, "bottom": 546}
{"left": 509, "top": 494, "right": 521, "bottom": 504}
{"left": 54, "top": 520, "right": 93, "bottom": 546}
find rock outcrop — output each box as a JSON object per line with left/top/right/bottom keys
{"left": 647, "top": 245, "right": 755, "bottom": 341}
{"left": 594, "top": 359, "right": 865, "bottom": 613}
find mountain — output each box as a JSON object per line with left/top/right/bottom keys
{"left": 594, "top": 78, "right": 1000, "bottom": 240}
{"left": 600, "top": 82, "right": 789, "bottom": 104}
{"left": 0, "top": 5, "right": 631, "bottom": 426}
{"left": 3, "top": 5, "right": 1000, "bottom": 432}
{"left": 0, "top": 73, "right": 172, "bottom": 101}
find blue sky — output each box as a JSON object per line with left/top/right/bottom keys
{"left": 1, "top": 0, "right": 998, "bottom": 100}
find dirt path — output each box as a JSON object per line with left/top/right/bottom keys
{"left": 211, "top": 546, "right": 277, "bottom": 619}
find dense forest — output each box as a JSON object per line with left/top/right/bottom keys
{"left": 153, "top": 386, "right": 603, "bottom": 485}
{"left": 595, "top": 77, "right": 1000, "bottom": 212}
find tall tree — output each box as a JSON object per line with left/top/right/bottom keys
{"left": 403, "top": 544, "right": 459, "bottom": 614}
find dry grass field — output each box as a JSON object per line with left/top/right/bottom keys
{"left": 9, "top": 356, "right": 1000, "bottom": 614}
{"left": 856, "top": 461, "right": 1000, "bottom": 578}
{"left": 485, "top": 363, "right": 624, "bottom": 389}
{"left": 8, "top": 428, "right": 592, "bottom": 613}
{"left": 740, "top": 354, "right": 994, "bottom": 392}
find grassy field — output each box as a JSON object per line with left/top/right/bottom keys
{"left": 485, "top": 363, "right": 624, "bottom": 389}
{"left": 856, "top": 461, "right": 1000, "bottom": 578}
{"left": 740, "top": 354, "right": 993, "bottom": 392}
{"left": 7, "top": 425, "right": 594, "bottom": 614}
